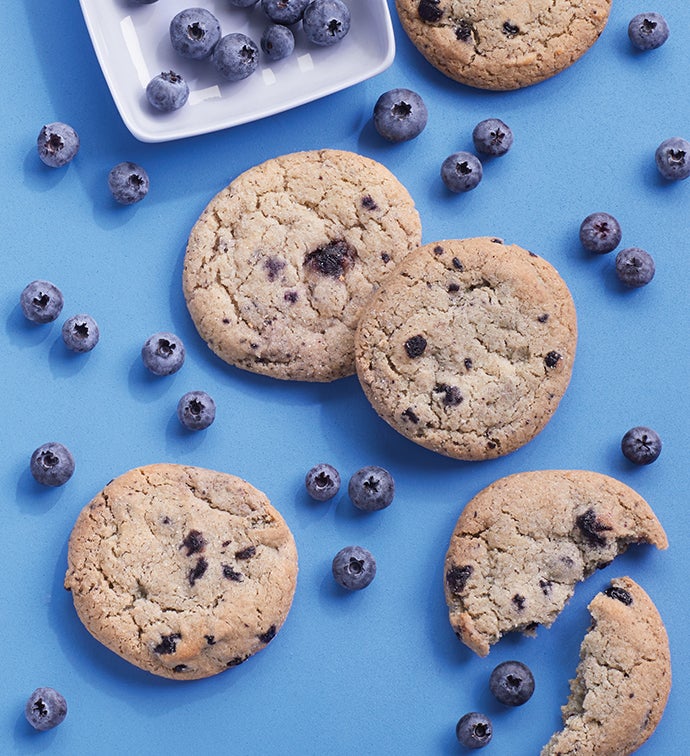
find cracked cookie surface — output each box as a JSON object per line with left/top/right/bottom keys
{"left": 542, "top": 577, "right": 671, "bottom": 755}
{"left": 182, "top": 149, "right": 421, "bottom": 382}
{"left": 395, "top": 0, "right": 611, "bottom": 90}
{"left": 444, "top": 470, "right": 668, "bottom": 657}
{"left": 354, "top": 237, "right": 577, "bottom": 460}
{"left": 64, "top": 464, "right": 298, "bottom": 680}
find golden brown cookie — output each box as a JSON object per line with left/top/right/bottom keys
{"left": 395, "top": 0, "right": 612, "bottom": 90}
{"left": 355, "top": 237, "right": 577, "bottom": 460}
{"left": 64, "top": 464, "right": 298, "bottom": 680}
{"left": 183, "top": 149, "right": 422, "bottom": 382}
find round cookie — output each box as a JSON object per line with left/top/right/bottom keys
{"left": 443, "top": 470, "right": 668, "bottom": 657}
{"left": 354, "top": 237, "right": 577, "bottom": 461}
{"left": 542, "top": 577, "right": 671, "bottom": 755}
{"left": 395, "top": 0, "right": 612, "bottom": 90}
{"left": 64, "top": 464, "right": 298, "bottom": 680}
{"left": 183, "top": 149, "right": 422, "bottom": 382}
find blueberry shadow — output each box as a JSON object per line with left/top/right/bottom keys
{"left": 127, "top": 353, "right": 181, "bottom": 403}
{"left": 47, "top": 335, "right": 93, "bottom": 378}
{"left": 12, "top": 709, "right": 61, "bottom": 753}
{"left": 4, "top": 302, "right": 58, "bottom": 347}
{"left": 164, "top": 407, "right": 212, "bottom": 452}
{"left": 15, "top": 466, "right": 70, "bottom": 514}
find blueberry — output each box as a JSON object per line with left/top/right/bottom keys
{"left": 302, "top": 0, "right": 351, "bottom": 46}
{"left": 655, "top": 137, "right": 690, "bottom": 181}
{"left": 628, "top": 12, "right": 669, "bottom": 50}
{"left": 146, "top": 70, "right": 189, "bottom": 112}
{"left": 108, "top": 162, "right": 150, "bottom": 205}
{"left": 169, "top": 8, "right": 222, "bottom": 60}
{"left": 37, "top": 122, "right": 79, "bottom": 168}
{"left": 472, "top": 118, "right": 513, "bottom": 156}
{"left": 177, "top": 390, "right": 216, "bottom": 431}
{"left": 441, "top": 152, "right": 483, "bottom": 193}
{"left": 131, "top": 0, "right": 159, "bottom": 4}
{"left": 615, "top": 247, "right": 655, "bottom": 287}
{"left": 305, "top": 463, "right": 341, "bottom": 501}
{"left": 20, "top": 280, "right": 64, "bottom": 324}
{"left": 579, "top": 211, "right": 622, "bottom": 254}
{"left": 30, "top": 442, "right": 75, "bottom": 487}
{"left": 62, "top": 314, "right": 99, "bottom": 352}
{"left": 261, "top": 0, "right": 309, "bottom": 25}
{"left": 348, "top": 466, "right": 394, "bottom": 511}
{"left": 332, "top": 545, "right": 376, "bottom": 590}
{"left": 213, "top": 33, "right": 259, "bottom": 81}
{"left": 621, "top": 426, "right": 662, "bottom": 465}
{"left": 455, "top": 712, "right": 492, "bottom": 749}
{"left": 228, "top": 0, "right": 259, "bottom": 6}
{"left": 373, "top": 88, "right": 428, "bottom": 143}
{"left": 141, "top": 332, "right": 186, "bottom": 376}
{"left": 261, "top": 24, "right": 295, "bottom": 61}
{"left": 489, "top": 660, "right": 535, "bottom": 706}
{"left": 25, "top": 687, "right": 67, "bottom": 731}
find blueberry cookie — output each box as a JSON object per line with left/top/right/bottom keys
{"left": 444, "top": 470, "right": 668, "bottom": 657}
{"left": 354, "top": 237, "right": 577, "bottom": 460}
{"left": 183, "top": 149, "right": 422, "bottom": 382}
{"left": 542, "top": 577, "right": 671, "bottom": 755}
{"left": 64, "top": 464, "right": 298, "bottom": 679}
{"left": 395, "top": 0, "right": 611, "bottom": 90}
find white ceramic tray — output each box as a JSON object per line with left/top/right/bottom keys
{"left": 79, "top": 0, "right": 396, "bottom": 143}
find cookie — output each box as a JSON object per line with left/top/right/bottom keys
{"left": 354, "top": 237, "right": 577, "bottom": 460}
{"left": 443, "top": 470, "right": 668, "bottom": 657}
{"left": 542, "top": 577, "right": 671, "bottom": 755}
{"left": 182, "top": 149, "right": 422, "bottom": 382}
{"left": 64, "top": 464, "right": 298, "bottom": 680}
{"left": 395, "top": 0, "right": 611, "bottom": 90}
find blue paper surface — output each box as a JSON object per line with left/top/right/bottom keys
{"left": 2, "top": 2, "right": 688, "bottom": 754}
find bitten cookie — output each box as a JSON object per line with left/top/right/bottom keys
{"left": 183, "top": 149, "right": 422, "bottom": 382}
{"left": 443, "top": 470, "right": 668, "bottom": 656}
{"left": 355, "top": 237, "right": 577, "bottom": 460}
{"left": 64, "top": 464, "right": 298, "bottom": 680}
{"left": 395, "top": 0, "right": 611, "bottom": 90}
{"left": 542, "top": 577, "right": 671, "bottom": 755}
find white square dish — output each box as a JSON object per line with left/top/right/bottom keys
{"left": 78, "top": 0, "right": 396, "bottom": 143}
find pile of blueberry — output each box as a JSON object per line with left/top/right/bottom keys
{"left": 144, "top": 1, "right": 352, "bottom": 113}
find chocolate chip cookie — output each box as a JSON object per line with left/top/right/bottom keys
{"left": 354, "top": 237, "right": 577, "bottom": 460}
{"left": 395, "top": 0, "right": 612, "bottom": 90}
{"left": 183, "top": 149, "right": 422, "bottom": 382}
{"left": 542, "top": 577, "right": 671, "bottom": 755}
{"left": 443, "top": 470, "right": 668, "bottom": 656}
{"left": 64, "top": 464, "right": 298, "bottom": 680}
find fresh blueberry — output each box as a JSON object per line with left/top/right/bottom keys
{"left": 108, "top": 161, "right": 150, "bottom": 205}
{"left": 455, "top": 712, "right": 492, "bottom": 749}
{"left": 655, "top": 137, "right": 690, "bottom": 181}
{"left": 628, "top": 12, "right": 669, "bottom": 50}
{"left": 260, "top": 24, "right": 295, "bottom": 61}
{"left": 141, "top": 332, "right": 186, "bottom": 376}
{"left": 441, "top": 152, "right": 483, "bottom": 193}
{"left": 261, "top": 0, "right": 309, "bottom": 25}
{"left": 177, "top": 390, "right": 216, "bottom": 431}
{"left": 489, "top": 660, "right": 535, "bottom": 706}
{"left": 348, "top": 466, "right": 394, "bottom": 511}
{"left": 302, "top": 0, "right": 351, "bottom": 46}
{"left": 332, "top": 545, "right": 377, "bottom": 590}
{"left": 373, "top": 88, "right": 428, "bottom": 143}
{"left": 228, "top": 0, "right": 259, "bottom": 6}
{"left": 146, "top": 70, "right": 189, "bottom": 112}
{"left": 213, "top": 33, "right": 260, "bottom": 81}
{"left": 62, "top": 314, "right": 99, "bottom": 352}
{"left": 20, "top": 280, "right": 64, "bottom": 324}
{"left": 30, "top": 442, "right": 75, "bottom": 487}
{"left": 25, "top": 687, "right": 68, "bottom": 731}
{"left": 37, "top": 122, "right": 79, "bottom": 168}
{"left": 615, "top": 247, "right": 655, "bottom": 287}
{"left": 579, "top": 211, "right": 622, "bottom": 254}
{"left": 169, "top": 8, "right": 222, "bottom": 60}
{"left": 130, "top": 0, "right": 159, "bottom": 4}
{"left": 305, "top": 463, "right": 341, "bottom": 501}
{"left": 472, "top": 118, "right": 513, "bottom": 156}
{"left": 621, "top": 426, "right": 662, "bottom": 465}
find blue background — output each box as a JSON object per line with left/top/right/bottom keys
{"left": 2, "top": 1, "right": 688, "bottom": 754}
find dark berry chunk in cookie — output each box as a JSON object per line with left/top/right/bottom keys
{"left": 575, "top": 509, "right": 612, "bottom": 548}
{"left": 446, "top": 564, "right": 473, "bottom": 595}
{"left": 258, "top": 625, "right": 277, "bottom": 644}
{"left": 304, "top": 239, "right": 357, "bottom": 277}
{"left": 154, "top": 633, "right": 181, "bottom": 655}
{"left": 404, "top": 334, "right": 427, "bottom": 358}
{"left": 188, "top": 557, "right": 209, "bottom": 586}
{"left": 544, "top": 351, "right": 561, "bottom": 369}
{"left": 417, "top": 0, "right": 442, "bottom": 23}
{"left": 222, "top": 564, "right": 244, "bottom": 581}
{"left": 603, "top": 584, "right": 633, "bottom": 605}
{"left": 182, "top": 530, "right": 206, "bottom": 556}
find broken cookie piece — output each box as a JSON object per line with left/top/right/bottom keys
{"left": 443, "top": 470, "right": 667, "bottom": 656}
